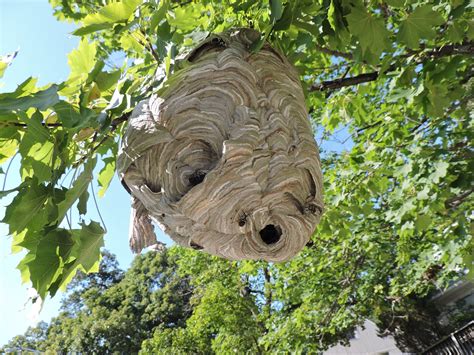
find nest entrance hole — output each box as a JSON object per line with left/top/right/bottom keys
{"left": 259, "top": 224, "right": 282, "bottom": 245}
{"left": 188, "top": 170, "right": 206, "bottom": 187}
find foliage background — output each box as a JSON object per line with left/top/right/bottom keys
{"left": 0, "top": 0, "right": 473, "bottom": 352}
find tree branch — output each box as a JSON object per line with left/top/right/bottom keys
{"left": 90, "top": 111, "right": 132, "bottom": 152}
{"left": 314, "top": 44, "right": 353, "bottom": 60}
{"left": 111, "top": 111, "right": 132, "bottom": 129}
{"left": 445, "top": 188, "right": 474, "bottom": 209}
{"left": 5, "top": 122, "right": 62, "bottom": 128}
{"left": 355, "top": 120, "right": 383, "bottom": 134}
{"left": 311, "top": 72, "right": 379, "bottom": 91}
{"left": 310, "top": 41, "right": 474, "bottom": 92}
{"left": 74, "top": 111, "right": 132, "bottom": 167}
{"left": 140, "top": 29, "right": 160, "bottom": 62}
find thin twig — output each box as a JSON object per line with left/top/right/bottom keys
{"left": 67, "top": 167, "right": 79, "bottom": 229}
{"left": 5, "top": 122, "right": 62, "bottom": 128}
{"left": 138, "top": 29, "right": 161, "bottom": 62}
{"left": 74, "top": 111, "right": 132, "bottom": 167}
{"left": 2, "top": 152, "right": 18, "bottom": 191}
{"left": 356, "top": 120, "right": 383, "bottom": 134}
{"left": 314, "top": 44, "right": 353, "bottom": 60}
{"left": 65, "top": 213, "right": 72, "bottom": 230}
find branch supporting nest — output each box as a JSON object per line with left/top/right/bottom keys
{"left": 310, "top": 41, "right": 474, "bottom": 92}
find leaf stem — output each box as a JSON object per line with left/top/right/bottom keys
{"left": 2, "top": 152, "right": 18, "bottom": 191}
{"left": 91, "top": 182, "right": 107, "bottom": 233}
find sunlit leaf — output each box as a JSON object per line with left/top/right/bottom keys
{"left": 2, "top": 179, "right": 49, "bottom": 234}
{"left": 73, "top": 0, "right": 141, "bottom": 35}
{"left": 0, "top": 85, "right": 59, "bottom": 112}
{"left": 346, "top": 6, "right": 390, "bottom": 57}
{"left": 56, "top": 157, "right": 97, "bottom": 224}
{"left": 398, "top": 5, "right": 445, "bottom": 48}
{"left": 97, "top": 157, "right": 115, "bottom": 197}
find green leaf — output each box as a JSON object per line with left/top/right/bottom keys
{"left": 446, "top": 22, "right": 464, "bottom": 43}
{"left": 2, "top": 180, "right": 49, "bottom": 235}
{"left": 56, "top": 157, "right": 97, "bottom": 224}
{"left": 53, "top": 101, "right": 83, "bottom": 128}
{"left": 83, "top": 0, "right": 140, "bottom": 25}
{"left": 273, "top": 3, "right": 294, "bottom": 31}
{"left": 346, "top": 6, "right": 390, "bottom": 57}
{"left": 157, "top": 21, "right": 172, "bottom": 42}
{"left": 425, "top": 80, "right": 450, "bottom": 117}
{"left": 73, "top": 23, "right": 113, "bottom": 36}
{"left": 150, "top": 0, "right": 169, "bottom": 31}
{"left": 27, "top": 229, "right": 74, "bottom": 298}
{"left": 328, "top": 0, "right": 347, "bottom": 36}
{"left": 95, "top": 70, "right": 121, "bottom": 92}
{"left": 77, "top": 190, "right": 89, "bottom": 215}
{"left": 120, "top": 33, "right": 144, "bottom": 53}
{"left": 14, "top": 229, "right": 44, "bottom": 253}
{"left": 73, "top": 0, "right": 141, "bottom": 35}
{"left": 328, "top": 0, "right": 337, "bottom": 31}
{"left": 165, "top": 46, "right": 172, "bottom": 76}
{"left": 24, "top": 221, "right": 104, "bottom": 299}
{"left": 0, "top": 85, "right": 59, "bottom": 112}
{"left": 249, "top": 24, "right": 273, "bottom": 53}
{"left": 18, "top": 111, "right": 56, "bottom": 182}
{"left": 0, "top": 127, "right": 20, "bottom": 164}
{"left": 53, "top": 101, "right": 97, "bottom": 129}
{"left": 57, "top": 222, "right": 106, "bottom": 290}
{"left": 67, "top": 39, "right": 97, "bottom": 79}
{"left": 385, "top": 0, "right": 405, "bottom": 7}
{"left": 16, "top": 252, "right": 35, "bottom": 284}
{"left": 0, "top": 62, "right": 7, "bottom": 79}
{"left": 270, "top": 0, "right": 283, "bottom": 23}
{"left": 398, "top": 5, "right": 445, "bottom": 48}
{"left": 293, "top": 19, "right": 319, "bottom": 37}
{"left": 429, "top": 161, "right": 449, "bottom": 183}
{"left": 71, "top": 221, "right": 105, "bottom": 271}
{"left": 98, "top": 157, "right": 116, "bottom": 197}
{"left": 8, "top": 77, "right": 38, "bottom": 97}
{"left": 415, "top": 215, "right": 432, "bottom": 231}
{"left": 168, "top": 3, "right": 209, "bottom": 32}
{"left": 467, "top": 20, "right": 474, "bottom": 40}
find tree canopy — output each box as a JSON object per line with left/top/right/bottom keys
{"left": 2, "top": 249, "right": 472, "bottom": 353}
{"left": 0, "top": 0, "right": 473, "bottom": 352}
{"left": 0, "top": 250, "right": 194, "bottom": 353}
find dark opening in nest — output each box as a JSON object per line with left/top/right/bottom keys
{"left": 260, "top": 224, "right": 282, "bottom": 245}
{"left": 188, "top": 170, "right": 206, "bottom": 187}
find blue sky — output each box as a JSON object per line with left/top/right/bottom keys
{"left": 0, "top": 0, "right": 169, "bottom": 345}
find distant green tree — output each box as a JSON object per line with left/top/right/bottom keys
{"left": 0, "top": 321, "right": 48, "bottom": 353}
{"left": 43, "top": 250, "right": 193, "bottom": 353}
{"left": 1, "top": 250, "right": 194, "bottom": 353}
{"left": 59, "top": 249, "right": 124, "bottom": 316}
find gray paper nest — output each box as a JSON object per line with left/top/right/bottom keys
{"left": 117, "top": 28, "right": 323, "bottom": 262}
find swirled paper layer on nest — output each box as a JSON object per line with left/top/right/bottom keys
{"left": 118, "top": 28, "right": 323, "bottom": 262}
